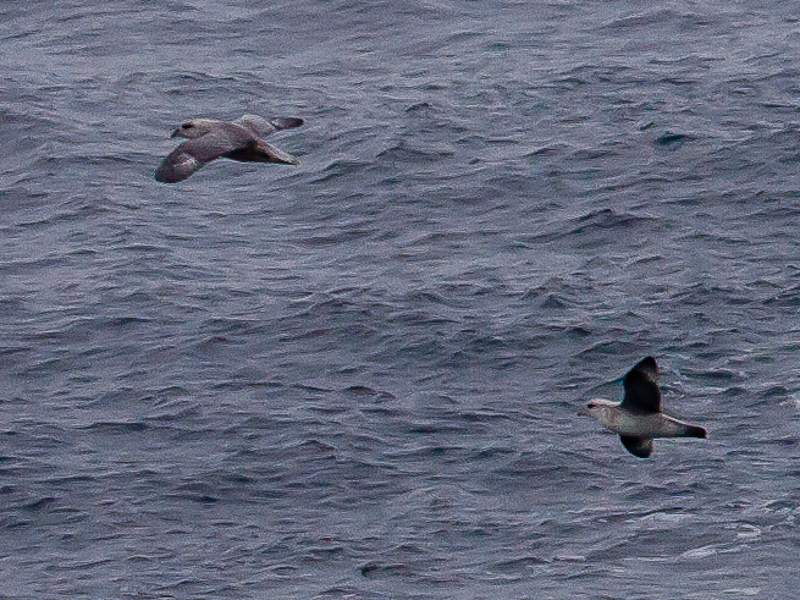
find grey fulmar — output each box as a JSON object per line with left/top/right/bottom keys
{"left": 155, "top": 114, "right": 303, "bottom": 183}
{"left": 578, "top": 356, "right": 707, "bottom": 458}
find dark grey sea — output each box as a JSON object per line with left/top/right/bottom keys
{"left": 1, "top": 1, "right": 799, "bottom": 598}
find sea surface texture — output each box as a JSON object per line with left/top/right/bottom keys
{"left": 1, "top": 1, "right": 799, "bottom": 598}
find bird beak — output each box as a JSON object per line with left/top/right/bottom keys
{"left": 577, "top": 407, "right": 589, "bottom": 416}
{"left": 262, "top": 142, "right": 300, "bottom": 165}
{"left": 169, "top": 129, "right": 181, "bottom": 138}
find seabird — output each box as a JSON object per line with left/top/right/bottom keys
{"left": 155, "top": 114, "right": 303, "bottom": 183}
{"left": 578, "top": 356, "right": 707, "bottom": 458}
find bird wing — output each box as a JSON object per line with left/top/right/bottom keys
{"left": 620, "top": 356, "right": 661, "bottom": 414}
{"left": 620, "top": 436, "right": 653, "bottom": 458}
{"left": 233, "top": 115, "right": 304, "bottom": 137}
{"left": 155, "top": 128, "right": 250, "bottom": 183}
{"left": 222, "top": 138, "right": 299, "bottom": 165}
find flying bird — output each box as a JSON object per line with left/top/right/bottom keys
{"left": 155, "top": 114, "right": 303, "bottom": 183}
{"left": 578, "top": 356, "right": 707, "bottom": 458}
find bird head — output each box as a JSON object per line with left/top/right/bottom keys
{"left": 577, "top": 398, "right": 617, "bottom": 418}
{"left": 170, "top": 119, "right": 221, "bottom": 139}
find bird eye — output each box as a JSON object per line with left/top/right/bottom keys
{"left": 182, "top": 123, "right": 193, "bottom": 129}
{"left": 586, "top": 402, "right": 596, "bottom": 408}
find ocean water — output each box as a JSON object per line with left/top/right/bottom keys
{"left": 1, "top": 1, "right": 799, "bottom": 598}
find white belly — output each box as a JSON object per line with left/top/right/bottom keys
{"left": 603, "top": 411, "right": 688, "bottom": 438}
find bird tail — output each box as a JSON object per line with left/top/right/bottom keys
{"left": 684, "top": 424, "right": 707, "bottom": 438}
{"left": 269, "top": 117, "right": 304, "bottom": 131}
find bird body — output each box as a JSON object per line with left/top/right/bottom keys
{"left": 581, "top": 398, "right": 705, "bottom": 437}
{"left": 578, "top": 357, "right": 706, "bottom": 458}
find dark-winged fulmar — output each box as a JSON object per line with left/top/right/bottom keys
{"left": 155, "top": 114, "right": 303, "bottom": 183}
{"left": 578, "top": 356, "right": 707, "bottom": 458}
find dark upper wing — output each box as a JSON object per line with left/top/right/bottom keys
{"left": 620, "top": 356, "right": 661, "bottom": 414}
{"left": 223, "top": 139, "right": 299, "bottom": 165}
{"left": 155, "top": 146, "right": 203, "bottom": 183}
{"left": 155, "top": 128, "right": 250, "bottom": 183}
{"left": 233, "top": 115, "right": 304, "bottom": 137}
{"left": 620, "top": 435, "right": 653, "bottom": 458}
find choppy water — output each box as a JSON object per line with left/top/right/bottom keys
{"left": 2, "top": 1, "right": 800, "bottom": 598}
